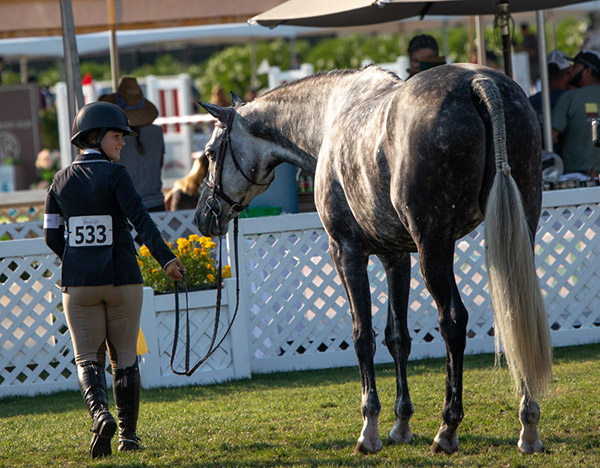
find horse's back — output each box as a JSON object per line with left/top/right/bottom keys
{"left": 317, "top": 63, "right": 541, "bottom": 254}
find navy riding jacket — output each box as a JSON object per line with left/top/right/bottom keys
{"left": 44, "top": 151, "right": 175, "bottom": 288}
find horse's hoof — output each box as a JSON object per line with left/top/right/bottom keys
{"left": 353, "top": 438, "right": 383, "bottom": 455}
{"left": 388, "top": 429, "right": 413, "bottom": 445}
{"left": 518, "top": 439, "right": 543, "bottom": 454}
{"left": 431, "top": 435, "right": 458, "bottom": 454}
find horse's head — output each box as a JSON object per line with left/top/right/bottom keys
{"left": 192, "top": 99, "right": 271, "bottom": 236}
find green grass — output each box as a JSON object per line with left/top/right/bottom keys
{"left": 1, "top": 343, "right": 600, "bottom": 467}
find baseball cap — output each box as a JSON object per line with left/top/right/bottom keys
{"left": 547, "top": 50, "right": 572, "bottom": 70}
{"left": 573, "top": 49, "right": 600, "bottom": 73}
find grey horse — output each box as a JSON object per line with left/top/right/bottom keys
{"left": 193, "top": 64, "right": 553, "bottom": 455}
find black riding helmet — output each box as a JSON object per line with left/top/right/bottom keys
{"left": 71, "top": 101, "right": 137, "bottom": 149}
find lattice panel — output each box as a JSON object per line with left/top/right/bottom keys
{"left": 0, "top": 220, "right": 44, "bottom": 240}
{"left": 143, "top": 210, "right": 198, "bottom": 243}
{"left": 155, "top": 305, "right": 233, "bottom": 375}
{"left": 2, "top": 211, "right": 197, "bottom": 244}
{"left": 0, "top": 253, "right": 73, "bottom": 389}
{"left": 239, "top": 201, "right": 600, "bottom": 369}
{"left": 538, "top": 205, "right": 600, "bottom": 330}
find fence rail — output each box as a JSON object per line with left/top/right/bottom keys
{"left": 2, "top": 187, "right": 600, "bottom": 398}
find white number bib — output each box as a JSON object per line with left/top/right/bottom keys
{"left": 68, "top": 215, "right": 113, "bottom": 247}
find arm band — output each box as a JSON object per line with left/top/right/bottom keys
{"left": 43, "top": 214, "right": 64, "bottom": 229}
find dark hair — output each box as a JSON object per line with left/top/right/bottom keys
{"left": 79, "top": 130, "right": 101, "bottom": 147}
{"left": 407, "top": 34, "right": 439, "bottom": 55}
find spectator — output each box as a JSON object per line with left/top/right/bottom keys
{"left": 529, "top": 50, "right": 573, "bottom": 142}
{"left": 552, "top": 49, "right": 600, "bottom": 176}
{"left": 407, "top": 34, "right": 440, "bottom": 78}
{"left": 100, "top": 77, "right": 166, "bottom": 212}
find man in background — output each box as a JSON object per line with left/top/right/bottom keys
{"left": 406, "top": 34, "right": 440, "bottom": 78}
{"left": 552, "top": 50, "right": 600, "bottom": 176}
{"left": 529, "top": 50, "right": 572, "bottom": 143}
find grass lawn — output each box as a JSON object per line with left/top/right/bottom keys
{"left": 1, "top": 343, "right": 600, "bottom": 467}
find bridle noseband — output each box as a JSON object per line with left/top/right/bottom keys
{"left": 203, "top": 108, "right": 270, "bottom": 219}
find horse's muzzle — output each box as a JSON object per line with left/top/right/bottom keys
{"left": 194, "top": 203, "right": 229, "bottom": 237}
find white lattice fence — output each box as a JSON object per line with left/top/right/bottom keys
{"left": 0, "top": 210, "right": 197, "bottom": 244}
{"left": 3, "top": 188, "right": 600, "bottom": 397}
{"left": 138, "top": 282, "right": 250, "bottom": 389}
{"left": 231, "top": 189, "right": 600, "bottom": 375}
{"left": 0, "top": 239, "right": 73, "bottom": 395}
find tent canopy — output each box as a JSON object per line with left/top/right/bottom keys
{"left": 0, "top": 23, "right": 323, "bottom": 59}
{"left": 0, "top": 0, "right": 286, "bottom": 39}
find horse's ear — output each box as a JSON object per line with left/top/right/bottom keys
{"left": 196, "top": 100, "right": 232, "bottom": 123}
{"left": 230, "top": 91, "right": 245, "bottom": 107}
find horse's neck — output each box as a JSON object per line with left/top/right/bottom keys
{"left": 251, "top": 90, "right": 331, "bottom": 157}
{"left": 250, "top": 68, "right": 401, "bottom": 158}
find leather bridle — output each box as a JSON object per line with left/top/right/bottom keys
{"left": 203, "top": 108, "right": 270, "bottom": 220}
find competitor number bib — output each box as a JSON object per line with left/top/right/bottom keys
{"left": 68, "top": 215, "right": 113, "bottom": 247}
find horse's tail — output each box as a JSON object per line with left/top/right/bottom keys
{"left": 472, "top": 76, "right": 552, "bottom": 399}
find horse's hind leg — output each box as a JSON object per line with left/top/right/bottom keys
{"left": 518, "top": 384, "right": 543, "bottom": 453}
{"left": 418, "top": 242, "right": 468, "bottom": 454}
{"left": 329, "top": 238, "right": 383, "bottom": 454}
{"left": 380, "top": 253, "right": 414, "bottom": 445}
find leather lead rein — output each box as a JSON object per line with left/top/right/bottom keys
{"left": 169, "top": 216, "right": 242, "bottom": 376}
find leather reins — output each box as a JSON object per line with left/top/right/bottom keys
{"left": 169, "top": 107, "right": 267, "bottom": 376}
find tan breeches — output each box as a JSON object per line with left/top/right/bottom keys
{"left": 63, "top": 284, "right": 143, "bottom": 369}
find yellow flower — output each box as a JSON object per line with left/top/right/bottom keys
{"left": 139, "top": 234, "right": 231, "bottom": 293}
{"left": 176, "top": 238, "right": 190, "bottom": 253}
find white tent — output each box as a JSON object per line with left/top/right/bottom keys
{"left": 0, "top": 22, "right": 323, "bottom": 59}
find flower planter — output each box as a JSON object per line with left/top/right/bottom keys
{"left": 137, "top": 280, "right": 251, "bottom": 389}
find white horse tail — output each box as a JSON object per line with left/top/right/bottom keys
{"left": 472, "top": 76, "right": 552, "bottom": 399}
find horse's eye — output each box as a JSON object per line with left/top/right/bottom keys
{"left": 205, "top": 150, "right": 214, "bottom": 160}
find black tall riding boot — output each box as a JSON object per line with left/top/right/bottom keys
{"left": 76, "top": 361, "right": 117, "bottom": 458}
{"left": 113, "top": 361, "right": 142, "bottom": 451}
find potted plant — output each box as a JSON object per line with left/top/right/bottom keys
{"left": 138, "top": 234, "right": 231, "bottom": 294}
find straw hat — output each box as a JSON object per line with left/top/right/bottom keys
{"left": 99, "top": 76, "right": 158, "bottom": 127}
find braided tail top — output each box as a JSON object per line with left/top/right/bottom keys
{"left": 472, "top": 77, "right": 511, "bottom": 177}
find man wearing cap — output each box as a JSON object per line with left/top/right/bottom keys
{"left": 100, "top": 77, "right": 166, "bottom": 212}
{"left": 406, "top": 34, "right": 440, "bottom": 78}
{"left": 529, "top": 50, "right": 572, "bottom": 134}
{"left": 552, "top": 49, "right": 600, "bottom": 176}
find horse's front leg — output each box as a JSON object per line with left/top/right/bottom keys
{"left": 380, "top": 254, "right": 414, "bottom": 445}
{"left": 418, "top": 243, "right": 468, "bottom": 454}
{"left": 330, "top": 239, "right": 382, "bottom": 454}
{"left": 518, "top": 384, "right": 543, "bottom": 453}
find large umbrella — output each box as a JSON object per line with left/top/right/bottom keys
{"left": 250, "top": 0, "right": 591, "bottom": 28}
{"left": 250, "top": 0, "right": 593, "bottom": 152}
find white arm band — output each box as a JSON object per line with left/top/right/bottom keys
{"left": 43, "top": 214, "right": 64, "bottom": 229}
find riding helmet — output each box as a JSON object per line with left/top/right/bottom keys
{"left": 71, "top": 101, "right": 137, "bottom": 149}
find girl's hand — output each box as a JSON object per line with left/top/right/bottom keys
{"left": 165, "top": 258, "right": 185, "bottom": 281}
